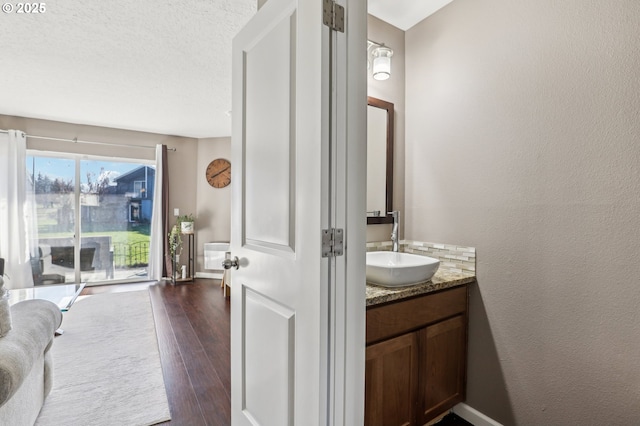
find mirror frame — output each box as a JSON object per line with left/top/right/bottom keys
{"left": 367, "top": 96, "right": 394, "bottom": 225}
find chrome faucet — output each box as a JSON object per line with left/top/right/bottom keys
{"left": 389, "top": 210, "right": 400, "bottom": 252}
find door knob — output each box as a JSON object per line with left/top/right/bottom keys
{"left": 222, "top": 252, "right": 239, "bottom": 270}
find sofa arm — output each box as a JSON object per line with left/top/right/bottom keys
{"left": 0, "top": 300, "right": 62, "bottom": 407}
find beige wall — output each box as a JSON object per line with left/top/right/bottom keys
{"left": 367, "top": 15, "right": 405, "bottom": 242}
{"left": 196, "top": 137, "right": 231, "bottom": 271}
{"left": 405, "top": 1, "right": 640, "bottom": 424}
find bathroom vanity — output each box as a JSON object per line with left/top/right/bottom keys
{"left": 365, "top": 91, "right": 476, "bottom": 424}
{"left": 365, "top": 271, "right": 474, "bottom": 426}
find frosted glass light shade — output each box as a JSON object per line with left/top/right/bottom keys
{"left": 371, "top": 46, "right": 393, "bottom": 81}
{"left": 373, "top": 56, "right": 391, "bottom": 80}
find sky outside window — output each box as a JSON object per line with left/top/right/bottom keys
{"left": 26, "top": 156, "right": 154, "bottom": 189}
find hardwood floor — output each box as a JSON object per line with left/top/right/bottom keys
{"left": 82, "top": 278, "right": 231, "bottom": 426}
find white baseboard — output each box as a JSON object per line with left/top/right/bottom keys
{"left": 195, "top": 271, "right": 223, "bottom": 279}
{"left": 453, "top": 403, "right": 503, "bottom": 426}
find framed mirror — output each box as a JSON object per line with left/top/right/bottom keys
{"left": 367, "top": 96, "right": 394, "bottom": 225}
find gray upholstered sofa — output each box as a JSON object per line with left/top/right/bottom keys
{"left": 0, "top": 299, "right": 62, "bottom": 426}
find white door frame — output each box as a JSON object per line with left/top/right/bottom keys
{"left": 325, "top": 0, "right": 367, "bottom": 424}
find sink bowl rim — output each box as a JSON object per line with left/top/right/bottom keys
{"left": 366, "top": 251, "right": 439, "bottom": 267}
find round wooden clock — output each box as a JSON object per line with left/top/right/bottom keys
{"left": 205, "top": 158, "right": 231, "bottom": 188}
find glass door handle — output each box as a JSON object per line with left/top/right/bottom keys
{"left": 222, "top": 252, "right": 239, "bottom": 270}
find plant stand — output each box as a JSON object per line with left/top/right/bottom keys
{"left": 172, "top": 232, "right": 195, "bottom": 285}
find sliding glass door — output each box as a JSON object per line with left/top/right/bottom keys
{"left": 27, "top": 153, "right": 155, "bottom": 285}
{"left": 28, "top": 156, "right": 76, "bottom": 285}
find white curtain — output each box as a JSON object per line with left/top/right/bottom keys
{"left": 0, "top": 130, "right": 36, "bottom": 289}
{"left": 148, "top": 144, "right": 164, "bottom": 280}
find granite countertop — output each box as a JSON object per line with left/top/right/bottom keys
{"left": 366, "top": 268, "right": 475, "bottom": 307}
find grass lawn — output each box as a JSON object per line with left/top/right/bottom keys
{"left": 38, "top": 224, "right": 151, "bottom": 246}
{"left": 38, "top": 225, "right": 152, "bottom": 268}
{"left": 91, "top": 230, "right": 150, "bottom": 246}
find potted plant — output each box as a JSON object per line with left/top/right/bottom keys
{"left": 168, "top": 224, "right": 182, "bottom": 262}
{"left": 177, "top": 214, "right": 195, "bottom": 234}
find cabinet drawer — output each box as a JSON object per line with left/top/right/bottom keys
{"left": 366, "top": 285, "right": 467, "bottom": 345}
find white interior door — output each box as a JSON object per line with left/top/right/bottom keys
{"left": 230, "top": 0, "right": 366, "bottom": 425}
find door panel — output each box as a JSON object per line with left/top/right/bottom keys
{"left": 243, "top": 288, "right": 294, "bottom": 426}
{"left": 231, "top": 0, "right": 326, "bottom": 425}
{"left": 419, "top": 315, "right": 467, "bottom": 423}
{"left": 365, "top": 332, "right": 418, "bottom": 426}
{"left": 244, "top": 9, "right": 295, "bottom": 252}
{"left": 232, "top": 0, "right": 366, "bottom": 424}
{"left": 29, "top": 156, "right": 76, "bottom": 285}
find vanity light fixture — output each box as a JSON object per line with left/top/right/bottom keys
{"left": 368, "top": 40, "right": 394, "bottom": 81}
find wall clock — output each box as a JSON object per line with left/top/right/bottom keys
{"left": 206, "top": 158, "right": 231, "bottom": 188}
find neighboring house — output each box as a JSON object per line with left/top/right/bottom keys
{"left": 79, "top": 165, "right": 155, "bottom": 230}
{"left": 113, "top": 166, "right": 155, "bottom": 223}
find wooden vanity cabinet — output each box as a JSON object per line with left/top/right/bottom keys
{"left": 418, "top": 314, "right": 467, "bottom": 424}
{"left": 365, "top": 332, "right": 419, "bottom": 426}
{"left": 365, "top": 285, "right": 469, "bottom": 426}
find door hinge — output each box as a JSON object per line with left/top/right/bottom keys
{"left": 323, "top": 0, "right": 345, "bottom": 33}
{"left": 322, "top": 228, "right": 344, "bottom": 257}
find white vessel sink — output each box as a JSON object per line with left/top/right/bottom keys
{"left": 366, "top": 251, "right": 440, "bottom": 287}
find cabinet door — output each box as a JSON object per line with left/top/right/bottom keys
{"left": 418, "top": 314, "right": 467, "bottom": 424}
{"left": 365, "top": 332, "right": 418, "bottom": 426}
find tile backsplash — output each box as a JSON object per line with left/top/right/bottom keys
{"left": 366, "top": 240, "right": 476, "bottom": 274}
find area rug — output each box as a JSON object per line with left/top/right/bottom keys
{"left": 36, "top": 290, "right": 171, "bottom": 426}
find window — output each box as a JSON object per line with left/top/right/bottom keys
{"left": 27, "top": 153, "right": 156, "bottom": 285}
{"left": 134, "top": 180, "right": 147, "bottom": 198}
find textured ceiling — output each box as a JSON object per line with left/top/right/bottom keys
{"left": 368, "top": 0, "right": 453, "bottom": 31}
{"left": 0, "top": 0, "right": 256, "bottom": 138}
{"left": 0, "top": 1, "right": 447, "bottom": 139}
